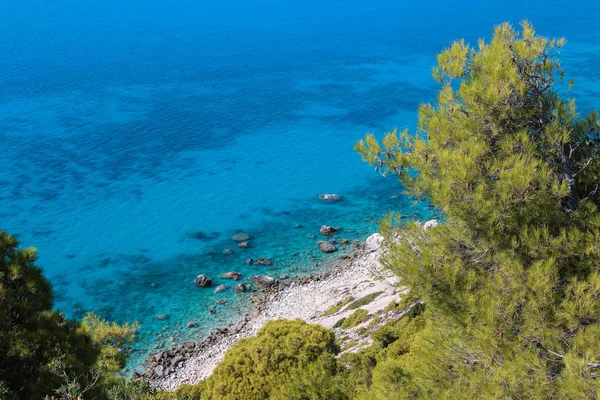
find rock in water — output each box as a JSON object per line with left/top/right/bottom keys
{"left": 221, "top": 271, "right": 241, "bottom": 280}
{"left": 238, "top": 241, "right": 250, "bottom": 248}
{"left": 319, "top": 194, "right": 342, "bottom": 202}
{"left": 250, "top": 275, "right": 276, "bottom": 287}
{"left": 257, "top": 258, "right": 272, "bottom": 266}
{"left": 319, "top": 225, "right": 337, "bottom": 236}
{"left": 232, "top": 233, "right": 250, "bottom": 242}
{"left": 223, "top": 248, "right": 234, "bottom": 255}
{"left": 214, "top": 284, "right": 227, "bottom": 293}
{"left": 194, "top": 274, "right": 213, "bottom": 287}
{"left": 319, "top": 241, "right": 337, "bottom": 253}
{"left": 235, "top": 283, "right": 248, "bottom": 292}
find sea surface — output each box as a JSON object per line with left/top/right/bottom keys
{"left": 1, "top": 0, "right": 599, "bottom": 370}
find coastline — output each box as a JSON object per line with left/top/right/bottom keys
{"left": 145, "top": 233, "right": 406, "bottom": 391}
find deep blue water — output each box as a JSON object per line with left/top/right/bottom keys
{"left": 1, "top": 0, "right": 599, "bottom": 370}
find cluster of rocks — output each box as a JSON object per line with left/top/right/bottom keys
{"left": 145, "top": 233, "right": 384, "bottom": 390}
{"left": 142, "top": 316, "right": 253, "bottom": 382}
{"left": 143, "top": 341, "right": 197, "bottom": 379}
{"left": 191, "top": 229, "right": 286, "bottom": 312}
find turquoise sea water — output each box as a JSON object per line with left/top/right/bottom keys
{"left": 1, "top": 0, "right": 600, "bottom": 370}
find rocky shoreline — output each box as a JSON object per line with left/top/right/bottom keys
{"left": 143, "top": 232, "right": 405, "bottom": 391}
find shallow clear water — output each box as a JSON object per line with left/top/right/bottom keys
{"left": 1, "top": 0, "right": 599, "bottom": 370}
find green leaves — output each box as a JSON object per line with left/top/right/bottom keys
{"left": 199, "top": 319, "right": 344, "bottom": 400}
{"left": 355, "top": 21, "right": 600, "bottom": 398}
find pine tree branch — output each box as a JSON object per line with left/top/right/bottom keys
{"left": 573, "top": 146, "right": 599, "bottom": 177}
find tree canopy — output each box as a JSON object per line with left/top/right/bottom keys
{"left": 356, "top": 21, "right": 600, "bottom": 398}
{"left": 181, "top": 319, "right": 346, "bottom": 400}
{"left": 0, "top": 230, "right": 141, "bottom": 399}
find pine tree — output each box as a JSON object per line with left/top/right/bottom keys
{"left": 0, "top": 230, "right": 140, "bottom": 399}
{"left": 0, "top": 230, "right": 99, "bottom": 398}
{"left": 356, "top": 21, "right": 600, "bottom": 398}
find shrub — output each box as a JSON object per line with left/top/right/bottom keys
{"left": 346, "top": 292, "right": 384, "bottom": 310}
{"left": 341, "top": 309, "right": 369, "bottom": 329}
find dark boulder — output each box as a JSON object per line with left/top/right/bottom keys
{"left": 194, "top": 274, "right": 213, "bottom": 287}
{"left": 319, "top": 225, "right": 337, "bottom": 236}
{"left": 235, "top": 283, "right": 248, "bottom": 292}
{"left": 250, "top": 275, "right": 276, "bottom": 287}
{"left": 215, "top": 284, "right": 227, "bottom": 293}
{"left": 221, "top": 271, "right": 241, "bottom": 280}
{"left": 319, "top": 241, "right": 337, "bottom": 253}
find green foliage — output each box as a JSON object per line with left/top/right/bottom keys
{"left": 79, "top": 312, "right": 139, "bottom": 373}
{"left": 356, "top": 21, "right": 600, "bottom": 398}
{"left": 104, "top": 378, "right": 153, "bottom": 400}
{"left": 341, "top": 313, "right": 426, "bottom": 399}
{"left": 0, "top": 230, "right": 100, "bottom": 399}
{"left": 346, "top": 291, "right": 384, "bottom": 310}
{"left": 368, "top": 315, "right": 381, "bottom": 327}
{"left": 320, "top": 296, "right": 355, "bottom": 316}
{"left": 341, "top": 339, "right": 359, "bottom": 352}
{"left": 340, "top": 309, "right": 369, "bottom": 329}
{"left": 333, "top": 317, "right": 346, "bottom": 328}
{"left": 174, "top": 382, "right": 207, "bottom": 399}
{"left": 0, "top": 229, "right": 142, "bottom": 399}
{"left": 357, "top": 327, "right": 370, "bottom": 337}
{"left": 194, "top": 319, "right": 345, "bottom": 399}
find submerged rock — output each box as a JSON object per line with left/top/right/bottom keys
{"left": 319, "top": 193, "right": 342, "bottom": 202}
{"left": 245, "top": 258, "right": 254, "bottom": 264}
{"left": 187, "top": 231, "right": 221, "bottom": 242}
{"left": 221, "top": 271, "right": 241, "bottom": 280}
{"left": 155, "top": 314, "right": 169, "bottom": 320}
{"left": 257, "top": 258, "right": 272, "bottom": 266}
{"left": 320, "top": 225, "right": 337, "bottom": 236}
{"left": 187, "top": 321, "right": 197, "bottom": 328}
{"left": 214, "top": 284, "right": 227, "bottom": 293}
{"left": 232, "top": 233, "right": 250, "bottom": 242}
{"left": 319, "top": 241, "right": 337, "bottom": 253}
{"left": 223, "top": 248, "right": 234, "bottom": 255}
{"left": 194, "top": 274, "right": 213, "bottom": 287}
{"left": 250, "top": 275, "right": 276, "bottom": 287}
{"left": 235, "top": 283, "right": 248, "bottom": 292}
{"left": 238, "top": 241, "right": 250, "bottom": 248}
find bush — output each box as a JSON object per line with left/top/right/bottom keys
{"left": 320, "top": 296, "right": 355, "bottom": 316}
{"left": 341, "top": 309, "right": 369, "bottom": 329}
{"left": 199, "top": 319, "right": 344, "bottom": 399}
{"left": 346, "top": 292, "right": 384, "bottom": 310}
